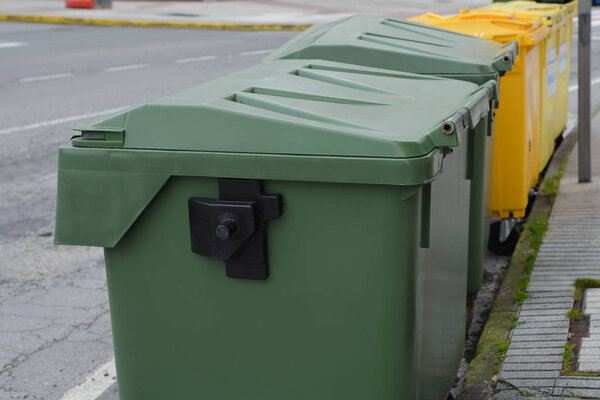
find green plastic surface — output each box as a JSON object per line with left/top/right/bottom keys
{"left": 54, "top": 145, "right": 443, "bottom": 247}
{"left": 57, "top": 60, "right": 493, "bottom": 248}
{"left": 72, "top": 60, "right": 492, "bottom": 159}
{"left": 105, "top": 179, "right": 424, "bottom": 400}
{"left": 101, "top": 133, "right": 471, "bottom": 399}
{"left": 264, "top": 14, "right": 518, "bottom": 85}
{"left": 55, "top": 58, "right": 486, "bottom": 399}
{"left": 265, "top": 18, "right": 510, "bottom": 296}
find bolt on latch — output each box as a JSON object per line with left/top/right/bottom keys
{"left": 188, "top": 179, "right": 283, "bottom": 280}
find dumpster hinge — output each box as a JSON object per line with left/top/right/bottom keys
{"left": 188, "top": 179, "right": 283, "bottom": 280}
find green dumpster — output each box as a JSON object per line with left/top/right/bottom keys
{"left": 55, "top": 60, "right": 495, "bottom": 400}
{"left": 264, "top": 14, "right": 516, "bottom": 300}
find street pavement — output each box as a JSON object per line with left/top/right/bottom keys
{"left": 493, "top": 108, "right": 600, "bottom": 399}
{"left": 1, "top": 8, "right": 600, "bottom": 400}
{"left": 0, "top": 0, "right": 491, "bottom": 25}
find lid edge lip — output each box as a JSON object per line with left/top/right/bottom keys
{"left": 62, "top": 144, "right": 441, "bottom": 161}
{"left": 57, "top": 144, "right": 445, "bottom": 187}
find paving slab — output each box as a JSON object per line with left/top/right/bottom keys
{"left": 510, "top": 340, "right": 566, "bottom": 349}
{"left": 512, "top": 327, "right": 569, "bottom": 335}
{"left": 555, "top": 376, "right": 600, "bottom": 388}
{"left": 500, "top": 370, "right": 561, "bottom": 379}
{"left": 506, "top": 347, "right": 564, "bottom": 356}
{"left": 553, "top": 387, "right": 600, "bottom": 397}
{"left": 501, "top": 363, "right": 563, "bottom": 371}
{"left": 504, "top": 355, "right": 564, "bottom": 363}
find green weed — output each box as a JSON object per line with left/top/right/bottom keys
{"left": 566, "top": 309, "right": 582, "bottom": 321}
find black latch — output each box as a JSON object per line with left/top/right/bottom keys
{"left": 188, "top": 179, "right": 283, "bottom": 280}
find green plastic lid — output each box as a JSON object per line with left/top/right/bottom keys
{"left": 57, "top": 60, "right": 495, "bottom": 247}
{"left": 73, "top": 60, "right": 494, "bottom": 161}
{"left": 264, "top": 14, "right": 517, "bottom": 77}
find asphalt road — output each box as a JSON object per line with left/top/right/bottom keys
{"left": 0, "top": 17, "right": 599, "bottom": 400}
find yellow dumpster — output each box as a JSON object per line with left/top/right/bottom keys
{"left": 562, "top": 1, "right": 578, "bottom": 128}
{"left": 474, "top": 1, "right": 574, "bottom": 172}
{"left": 409, "top": 12, "right": 549, "bottom": 223}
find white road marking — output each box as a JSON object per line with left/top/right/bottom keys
{"left": 568, "top": 77, "right": 600, "bottom": 93}
{"left": 239, "top": 48, "right": 274, "bottom": 56}
{"left": 105, "top": 63, "right": 149, "bottom": 72}
{"left": 0, "top": 106, "right": 128, "bottom": 136}
{"left": 576, "top": 35, "right": 600, "bottom": 40}
{"left": 0, "top": 41, "right": 27, "bottom": 48}
{"left": 19, "top": 73, "right": 73, "bottom": 83}
{"left": 587, "top": 35, "right": 600, "bottom": 41}
{"left": 60, "top": 358, "right": 116, "bottom": 400}
{"left": 573, "top": 14, "right": 600, "bottom": 27}
{"left": 176, "top": 55, "right": 218, "bottom": 63}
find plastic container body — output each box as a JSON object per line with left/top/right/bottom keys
{"left": 54, "top": 60, "right": 494, "bottom": 400}
{"left": 264, "top": 14, "right": 513, "bottom": 297}
{"left": 475, "top": 2, "right": 572, "bottom": 171}
{"left": 410, "top": 11, "right": 549, "bottom": 220}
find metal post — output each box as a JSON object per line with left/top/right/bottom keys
{"left": 579, "top": 0, "right": 592, "bottom": 182}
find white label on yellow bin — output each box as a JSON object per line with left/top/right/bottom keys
{"left": 559, "top": 42, "right": 568, "bottom": 73}
{"left": 547, "top": 46, "right": 557, "bottom": 97}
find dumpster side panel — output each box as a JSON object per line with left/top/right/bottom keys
{"left": 483, "top": 115, "right": 494, "bottom": 246}
{"left": 539, "top": 27, "right": 559, "bottom": 171}
{"left": 54, "top": 166, "right": 169, "bottom": 247}
{"left": 418, "top": 130, "right": 471, "bottom": 399}
{"left": 490, "top": 45, "right": 540, "bottom": 219}
{"left": 556, "top": 15, "right": 570, "bottom": 138}
{"left": 104, "top": 177, "right": 422, "bottom": 400}
{"left": 526, "top": 45, "right": 542, "bottom": 188}
{"left": 467, "top": 119, "right": 490, "bottom": 295}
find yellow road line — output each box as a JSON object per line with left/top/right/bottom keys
{"left": 0, "top": 14, "right": 311, "bottom": 31}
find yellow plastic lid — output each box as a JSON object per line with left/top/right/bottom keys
{"left": 475, "top": 1, "right": 566, "bottom": 27}
{"left": 409, "top": 11, "right": 549, "bottom": 46}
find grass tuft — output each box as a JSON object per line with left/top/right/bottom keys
{"left": 493, "top": 338, "right": 511, "bottom": 374}
{"left": 574, "top": 278, "right": 600, "bottom": 301}
{"left": 542, "top": 150, "right": 569, "bottom": 196}
{"left": 566, "top": 309, "right": 582, "bottom": 321}
{"left": 527, "top": 219, "right": 549, "bottom": 252}
{"left": 513, "top": 291, "right": 530, "bottom": 305}
{"left": 562, "top": 342, "right": 577, "bottom": 374}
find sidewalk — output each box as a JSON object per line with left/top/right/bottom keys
{"left": 493, "top": 112, "right": 600, "bottom": 398}
{"left": 0, "top": 0, "right": 487, "bottom": 28}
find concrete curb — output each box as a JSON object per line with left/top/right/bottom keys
{"left": 458, "top": 128, "right": 579, "bottom": 400}
{"left": 0, "top": 13, "right": 312, "bottom": 30}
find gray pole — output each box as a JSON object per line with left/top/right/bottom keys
{"left": 578, "top": 0, "right": 592, "bottom": 182}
